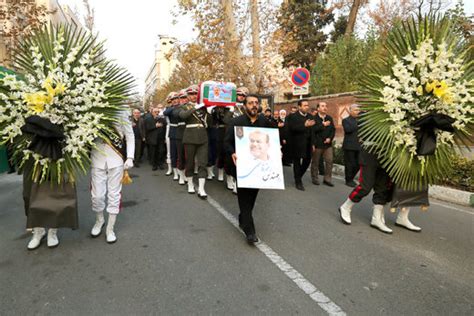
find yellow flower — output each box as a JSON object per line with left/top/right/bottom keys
{"left": 416, "top": 85, "right": 423, "bottom": 95}
{"left": 441, "top": 93, "right": 453, "bottom": 104}
{"left": 43, "top": 76, "right": 66, "bottom": 98}
{"left": 425, "top": 81, "right": 436, "bottom": 93}
{"left": 433, "top": 80, "right": 449, "bottom": 98}
{"left": 24, "top": 91, "right": 49, "bottom": 113}
{"left": 54, "top": 82, "right": 65, "bottom": 95}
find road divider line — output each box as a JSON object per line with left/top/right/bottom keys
{"left": 207, "top": 196, "right": 346, "bottom": 316}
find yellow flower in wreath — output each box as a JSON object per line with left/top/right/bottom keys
{"left": 24, "top": 91, "right": 49, "bottom": 113}
{"left": 433, "top": 80, "right": 449, "bottom": 98}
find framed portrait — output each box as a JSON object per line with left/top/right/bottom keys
{"left": 235, "top": 126, "right": 285, "bottom": 190}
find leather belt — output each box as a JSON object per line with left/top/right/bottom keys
{"left": 186, "top": 124, "right": 204, "bottom": 128}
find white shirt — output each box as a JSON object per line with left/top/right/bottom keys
{"left": 91, "top": 108, "right": 135, "bottom": 169}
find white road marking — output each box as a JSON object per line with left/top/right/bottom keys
{"left": 332, "top": 175, "right": 473, "bottom": 215}
{"left": 207, "top": 196, "right": 346, "bottom": 316}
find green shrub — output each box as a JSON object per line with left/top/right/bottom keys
{"left": 441, "top": 155, "right": 474, "bottom": 192}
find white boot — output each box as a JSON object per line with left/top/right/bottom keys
{"left": 226, "top": 174, "right": 234, "bottom": 190}
{"left": 194, "top": 161, "right": 198, "bottom": 174}
{"left": 218, "top": 168, "right": 225, "bottom": 181}
{"left": 47, "top": 228, "right": 59, "bottom": 248}
{"left": 106, "top": 214, "right": 117, "bottom": 243}
{"left": 370, "top": 204, "right": 393, "bottom": 234}
{"left": 27, "top": 227, "right": 46, "bottom": 250}
{"left": 339, "top": 198, "right": 355, "bottom": 225}
{"left": 178, "top": 170, "right": 185, "bottom": 185}
{"left": 207, "top": 166, "right": 215, "bottom": 180}
{"left": 166, "top": 163, "right": 172, "bottom": 176}
{"left": 91, "top": 211, "right": 105, "bottom": 237}
{"left": 173, "top": 168, "right": 179, "bottom": 181}
{"left": 232, "top": 178, "right": 237, "bottom": 194}
{"left": 187, "top": 177, "right": 195, "bottom": 194}
{"left": 198, "top": 178, "right": 207, "bottom": 199}
{"left": 396, "top": 207, "right": 421, "bottom": 232}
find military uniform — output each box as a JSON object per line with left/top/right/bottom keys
{"left": 178, "top": 85, "right": 212, "bottom": 198}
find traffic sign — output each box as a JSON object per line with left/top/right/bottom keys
{"left": 291, "top": 68, "right": 310, "bottom": 86}
{"left": 292, "top": 83, "right": 309, "bottom": 96}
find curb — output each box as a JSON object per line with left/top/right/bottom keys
{"left": 332, "top": 164, "right": 473, "bottom": 207}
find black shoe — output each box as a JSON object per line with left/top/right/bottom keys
{"left": 246, "top": 234, "right": 259, "bottom": 244}
{"left": 312, "top": 180, "right": 320, "bottom": 185}
{"left": 152, "top": 166, "right": 158, "bottom": 171}
{"left": 159, "top": 164, "right": 166, "bottom": 170}
{"left": 198, "top": 193, "right": 207, "bottom": 200}
{"left": 345, "top": 181, "right": 356, "bottom": 187}
{"left": 8, "top": 169, "right": 15, "bottom": 174}
{"left": 323, "top": 180, "right": 334, "bottom": 187}
{"left": 283, "top": 163, "right": 292, "bottom": 166}
{"left": 295, "top": 183, "right": 305, "bottom": 191}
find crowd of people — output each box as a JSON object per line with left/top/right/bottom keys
{"left": 23, "top": 84, "right": 421, "bottom": 249}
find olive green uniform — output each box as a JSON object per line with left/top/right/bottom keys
{"left": 178, "top": 103, "right": 212, "bottom": 178}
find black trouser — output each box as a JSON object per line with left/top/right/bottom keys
{"left": 157, "top": 139, "right": 167, "bottom": 166}
{"left": 349, "top": 150, "right": 392, "bottom": 205}
{"left": 176, "top": 138, "right": 186, "bottom": 170}
{"left": 170, "top": 138, "right": 178, "bottom": 168}
{"left": 134, "top": 138, "right": 143, "bottom": 164}
{"left": 237, "top": 187, "right": 259, "bottom": 235}
{"left": 343, "top": 149, "right": 359, "bottom": 183}
{"left": 150, "top": 141, "right": 166, "bottom": 168}
{"left": 184, "top": 142, "right": 208, "bottom": 178}
{"left": 207, "top": 127, "right": 217, "bottom": 166}
{"left": 292, "top": 156, "right": 311, "bottom": 185}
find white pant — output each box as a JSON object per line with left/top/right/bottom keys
{"left": 91, "top": 166, "right": 123, "bottom": 214}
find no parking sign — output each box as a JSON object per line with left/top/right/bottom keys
{"left": 291, "top": 68, "right": 310, "bottom": 87}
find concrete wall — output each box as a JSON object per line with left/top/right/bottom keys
{"left": 275, "top": 92, "right": 357, "bottom": 143}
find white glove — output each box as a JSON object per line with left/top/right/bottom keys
{"left": 194, "top": 103, "right": 205, "bottom": 110}
{"left": 206, "top": 106, "right": 215, "bottom": 114}
{"left": 124, "top": 158, "right": 134, "bottom": 170}
{"left": 227, "top": 105, "right": 235, "bottom": 113}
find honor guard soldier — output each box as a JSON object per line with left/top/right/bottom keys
{"left": 163, "top": 92, "right": 180, "bottom": 180}
{"left": 178, "top": 85, "right": 212, "bottom": 198}
{"left": 90, "top": 106, "right": 135, "bottom": 243}
{"left": 174, "top": 89, "right": 188, "bottom": 184}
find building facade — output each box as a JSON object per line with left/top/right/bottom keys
{"left": 144, "top": 35, "right": 179, "bottom": 105}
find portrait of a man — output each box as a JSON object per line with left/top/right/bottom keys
{"left": 235, "top": 126, "right": 284, "bottom": 190}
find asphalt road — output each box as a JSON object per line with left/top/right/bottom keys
{"left": 0, "top": 164, "right": 473, "bottom": 315}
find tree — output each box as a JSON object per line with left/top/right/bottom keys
{"left": 82, "top": 0, "right": 95, "bottom": 32}
{"left": 311, "top": 35, "right": 378, "bottom": 95}
{"left": 330, "top": 15, "right": 348, "bottom": 42}
{"left": 0, "top": 0, "right": 51, "bottom": 68}
{"left": 277, "top": 0, "right": 334, "bottom": 69}
{"left": 345, "top": 0, "right": 363, "bottom": 36}
{"left": 368, "top": 0, "right": 417, "bottom": 36}
{"left": 446, "top": 0, "right": 473, "bottom": 40}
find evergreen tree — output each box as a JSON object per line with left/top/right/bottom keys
{"left": 330, "top": 15, "right": 348, "bottom": 42}
{"left": 277, "top": 0, "right": 334, "bottom": 69}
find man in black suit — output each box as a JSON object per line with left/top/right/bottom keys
{"left": 145, "top": 106, "right": 167, "bottom": 171}
{"left": 224, "top": 94, "right": 274, "bottom": 245}
{"left": 342, "top": 104, "right": 361, "bottom": 187}
{"left": 287, "top": 99, "right": 316, "bottom": 191}
{"left": 278, "top": 109, "right": 291, "bottom": 166}
{"left": 311, "top": 102, "right": 335, "bottom": 186}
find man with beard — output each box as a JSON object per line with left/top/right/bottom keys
{"left": 178, "top": 85, "right": 212, "bottom": 199}
{"left": 224, "top": 94, "right": 274, "bottom": 244}
{"left": 287, "top": 99, "right": 316, "bottom": 191}
{"left": 145, "top": 106, "right": 167, "bottom": 171}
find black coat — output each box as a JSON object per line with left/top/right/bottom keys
{"left": 286, "top": 111, "right": 314, "bottom": 159}
{"left": 342, "top": 116, "right": 360, "bottom": 151}
{"left": 312, "top": 114, "right": 335, "bottom": 149}
{"left": 132, "top": 117, "right": 143, "bottom": 139}
{"left": 145, "top": 115, "right": 167, "bottom": 145}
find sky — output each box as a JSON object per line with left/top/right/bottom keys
{"left": 58, "top": 0, "right": 474, "bottom": 95}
